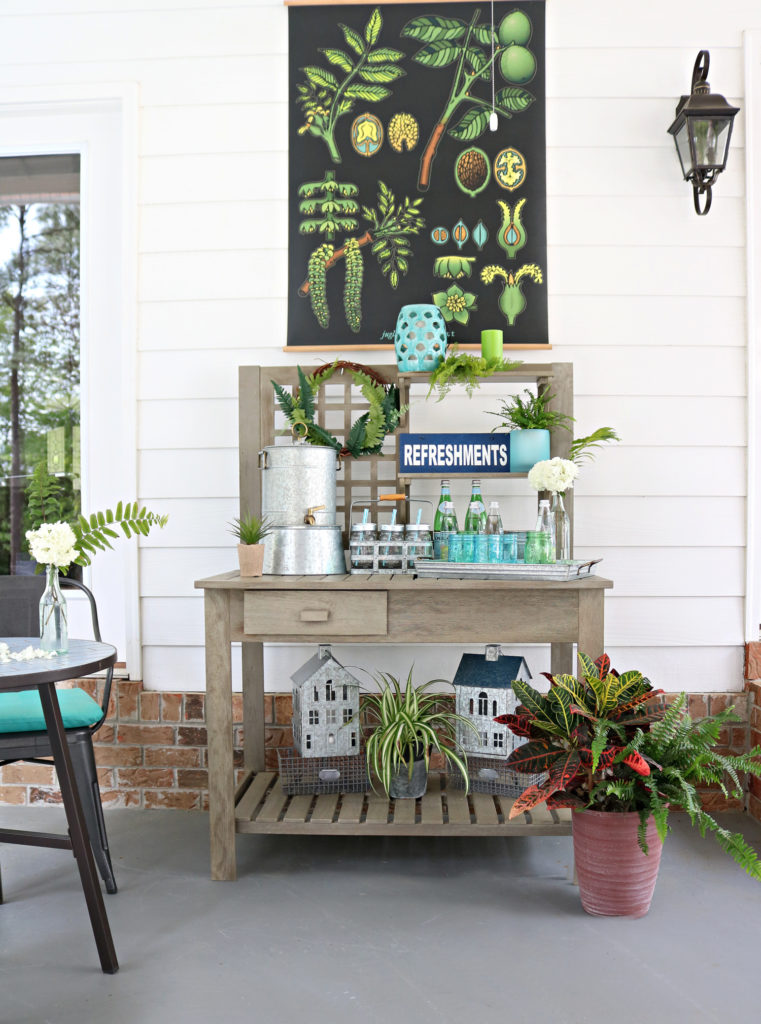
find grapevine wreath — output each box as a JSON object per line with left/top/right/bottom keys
{"left": 271, "top": 361, "right": 406, "bottom": 457}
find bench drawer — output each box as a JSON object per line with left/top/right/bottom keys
{"left": 243, "top": 590, "right": 387, "bottom": 636}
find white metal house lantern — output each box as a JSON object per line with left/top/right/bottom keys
{"left": 453, "top": 646, "right": 532, "bottom": 759}
{"left": 291, "top": 646, "right": 361, "bottom": 758}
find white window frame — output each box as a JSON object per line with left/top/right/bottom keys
{"left": 745, "top": 32, "right": 761, "bottom": 642}
{"left": 0, "top": 84, "right": 139, "bottom": 671}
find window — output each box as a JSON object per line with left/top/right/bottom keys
{"left": 308, "top": 710, "right": 319, "bottom": 725}
{"left": 313, "top": 686, "right": 319, "bottom": 702}
{"left": 351, "top": 731, "right": 357, "bottom": 747}
{"left": 343, "top": 707, "right": 353, "bottom": 724}
{"left": 493, "top": 732, "right": 504, "bottom": 749}
{"left": 305, "top": 734, "right": 312, "bottom": 750}
{"left": 481, "top": 730, "right": 488, "bottom": 747}
{"left": 342, "top": 684, "right": 348, "bottom": 700}
{"left": 492, "top": 700, "right": 497, "bottom": 717}
{"left": 478, "top": 692, "right": 488, "bottom": 716}
{"left": 325, "top": 680, "right": 335, "bottom": 701}
{"left": 327, "top": 732, "right": 335, "bottom": 746}
{"left": 325, "top": 708, "right": 337, "bottom": 725}
{"left": 469, "top": 698, "right": 474, "bottom": 715}
{"left": 0, "top": 156, "right": 81, "bottom": 575}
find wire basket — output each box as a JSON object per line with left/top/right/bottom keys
{"left": 448, "top": 755, "right": 546, "bottom": 798}
{"left": 277, "top": 748, "right": 370, "bottom": 795}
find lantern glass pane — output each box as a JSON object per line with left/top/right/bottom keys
{"left": 674, "top": 122, "right": 693, "bottom": 178}
{"left": 689, "top": 117, "right": 731, "bottom": 169}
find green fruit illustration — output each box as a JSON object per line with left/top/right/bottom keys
{"left": 499, "top": 45, "right": 536, "bottom": 85}
{"left": 497, "top": 10, "right": 532, "bottom": 46}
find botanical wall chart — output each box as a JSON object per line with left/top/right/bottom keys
{"left": 287, "top": 2, "right": 547, "bottom": 350}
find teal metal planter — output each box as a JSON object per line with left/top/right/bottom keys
{"left": 509, "top": 428, "right": 550, "bottom": 472}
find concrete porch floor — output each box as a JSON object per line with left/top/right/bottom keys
{"left": 0, "top": 806, "right": 759, "bottom": 1024}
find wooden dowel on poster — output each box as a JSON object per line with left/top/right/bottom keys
{"left": 282, "top": 344, "right": 553, "bottom": 352}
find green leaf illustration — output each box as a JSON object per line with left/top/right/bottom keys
{"left": 413, "top": 41, "right": 462, "bottom": 68}
{"left": 465, "top": 47, "right": 490, "bottom": 78}
{"left": 473, "top": 24, "right": 497, "bottom": 46}
{"left": 359, "top": 64, "right": 406, "bottom": 83}
{"left": 449, "top": 107, "right": 490, "bottom": 140}
{"left": 344, "top": 83, "right": 391, "bottom": 101}
{"left": 402, "top": 15, "right": 467, "bottom": 43}
{"left": 320, "top": 48, "right": 354, "bottom": 73}
{"left": 366, "top": 47, "right": 405, "bottom": 63}
{"left": 301, "top": 65, "right": 338, "bottom": 91}
{"left": 340, "top": 23, "right": 365, "bottom": 55}
{"left": 364, "top": 7, "right": 382, "bottom": 46}
{"left": 495, "top": 86, "right": 536, "bottom": 113}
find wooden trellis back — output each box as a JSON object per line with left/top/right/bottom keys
{"left": 239, "top": 364, "right": 408, "bottom": 543}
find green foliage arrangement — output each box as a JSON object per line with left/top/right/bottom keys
{"left": 569, "top": 426, "right": 621, "bottom": 465}
{"left": 488, "top": 388, "right": 574, "bottom": 432}
{"left": 500, "top": 654, "right": 761, "bottom": 879}
{"left": 227, "top": 513, "right": 273, "bottom": 546}
{"left": 426, "top": 345, "right": 523, "bottom": 402}
{"left": 26, "top": 461, "right": 169, "bottom": 568}
{"left": 272, "top": 362, "right": 405, "bottom": 458}
{"left": 362, "top": 669, "right": 477, "bottom": 796}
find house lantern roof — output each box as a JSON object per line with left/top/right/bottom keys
{"left": 452, "top": 652, "right": 531, "bottom": 690}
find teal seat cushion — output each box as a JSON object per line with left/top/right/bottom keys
{"left": 0, "top": 689, "right": 103, "bottom": 733}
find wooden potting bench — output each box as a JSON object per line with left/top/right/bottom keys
{"left": 195, "top": 363, "right": 613, "bottom": 880}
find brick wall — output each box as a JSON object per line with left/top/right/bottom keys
{"left": 745, "top": 642, "right": 761, "bottom": 824}
{"left": 0, "top": 678, "right": 754, "bottom": 811}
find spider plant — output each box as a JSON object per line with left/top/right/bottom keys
{"left": 362, "top": 669, "right": 478, "bottom": 795}
{"left": 227, "top": 513, "right": 273, "bottom": 546}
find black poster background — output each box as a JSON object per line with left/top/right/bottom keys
{"left": 287, "top": 2, "right": 546, "bottom": 349}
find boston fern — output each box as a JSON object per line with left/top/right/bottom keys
{"left": 73, "top": 502, "right": 169, "bottom": 567}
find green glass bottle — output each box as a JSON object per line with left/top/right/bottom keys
{"left": 464, "top": 479, "right": 487, "bottom": 532}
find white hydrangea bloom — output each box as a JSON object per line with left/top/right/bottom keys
{"left": 25, "top": 521, "right": 79, "bottom": 569}
{"left": 0, "top": 642, "right": 56, "bottom": 663}
{"left": 527, "top": 457, "right": 579, "bottom": 494}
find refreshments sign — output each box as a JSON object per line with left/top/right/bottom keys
{"left": 399, "top": 434, "right": 511, "bottom": 475}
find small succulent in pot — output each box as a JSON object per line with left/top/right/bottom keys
{"left": 362, "top": 668, "right": 477, "bottom": 798}
{"left": 228, "top": 513, "right": 273, "bottom": 577}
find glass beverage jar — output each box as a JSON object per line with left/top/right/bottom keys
{"left": 404, "top": 524, "right": 433, "bottom": 567}
{"left": 349, "top": 522, "right": 377, "bottom": 570}
{"left": 524, "top": 530, "right": 554, "bottom": 564}
{"left": 379, "top": 523, "right": 405, "bottom": 569}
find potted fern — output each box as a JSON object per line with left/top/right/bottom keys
{"left": 488, "top": 387, "right": 573, "bottom": 472}
{"left": 363, "top": 669, "right": 477, "bottom": 799}
{"left": 228, "top": 513, "right": 273, "bottom": 577}
{"left": 499, "top": 654, "right": 761, "bottom": 916}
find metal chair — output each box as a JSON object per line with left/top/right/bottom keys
{"left": 0, "top": 575, "right": 117, "bottom": 894}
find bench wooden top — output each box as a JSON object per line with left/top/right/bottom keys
{"left": 195, "top": 571, "right": 613, "bottom": 592}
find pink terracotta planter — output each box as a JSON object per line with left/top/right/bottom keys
{"left": 572, "top": 809, "right": 664, "bottom": 918}
{"left": 237, "top": 543, "right": 264, "bottom": 577}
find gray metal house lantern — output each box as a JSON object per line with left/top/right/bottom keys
{"left": 453, "top": 645, "right": 532, "bottom": 759}
{"left": 291, "top": 645, "right": 361, "bottom": 758}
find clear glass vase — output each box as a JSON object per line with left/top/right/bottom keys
{"left": 39, "top": 564, "right": 68, "bottom": 654}
{"left": 551, "top": 491, "right": 571, "bottom": 562}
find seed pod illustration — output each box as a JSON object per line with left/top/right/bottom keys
{"left": 388, "top": 113, "right": 419, "bottom": 152}
{"left": 452, "top": 219, "right": 469, "bottom": 250}
{"left": 472, "top": 219, "right": 489, "bottom": 251}
{"left": 455, "top": 147, "right": 491, "bottom": 197}
{"left": 497, "top": 198, "right": 527, "bottom": 259}
{"left": 481, "top": 262, "right": 543, "bottom": 326}
{"left": 307, "top": 243, "right": 333, "bottom": 329}
{"left": 431, "top": 225, "right": 449, "bottom": 245}
{"left": 343, "top": 237, "right": 364, "bottom": 333}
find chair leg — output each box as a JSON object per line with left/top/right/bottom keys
{"left": 67, "top": 735, "right": 118, "bottom": 894}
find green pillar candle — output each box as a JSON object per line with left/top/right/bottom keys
{"left": 481, "top": 329, "right": 503, "bottom": 361}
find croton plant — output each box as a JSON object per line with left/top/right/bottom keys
{"left": 499, "top": 653, "right": 663, "bottom": 820}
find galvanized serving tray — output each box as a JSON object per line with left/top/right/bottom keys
{"left": 413, "top": 558, "right": 602, "bottom": 582}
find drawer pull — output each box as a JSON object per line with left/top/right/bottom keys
{"left": 300, "top": 608, "right": 329, "bottom": 622}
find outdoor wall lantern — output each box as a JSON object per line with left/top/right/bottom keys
{"left": 668, "top": 50, "right": 739, "bottom": 215}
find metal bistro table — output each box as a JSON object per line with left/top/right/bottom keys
{"left": 0, "top": 637, "right": 118, "bottom": 974}
{"left": 195, "top": 571, "right": 613, "bottom": 882}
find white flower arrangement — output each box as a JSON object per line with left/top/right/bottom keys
{"left": 527, "top": 457, "right": 579, "bottom": 494}
{"left": 25, "top": 521, "right": 79, "bottom": 569}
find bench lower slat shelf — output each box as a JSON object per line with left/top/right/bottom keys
{"left": 234, "top": 771, "right": 573, "bottom": 838}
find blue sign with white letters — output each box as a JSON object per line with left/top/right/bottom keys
{"left": 398, "top": 434, "right": 511, "bottom": 475}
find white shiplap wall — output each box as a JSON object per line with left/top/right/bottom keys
{"left": 0, "top": 0, "right": 754, "bottom": 691}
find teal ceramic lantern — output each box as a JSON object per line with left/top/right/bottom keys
{"left": 394, "top": 304, "right": 447, "bottom": 372}
{"left": 509, "top": 428, "right": 550, "bottom": 472}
